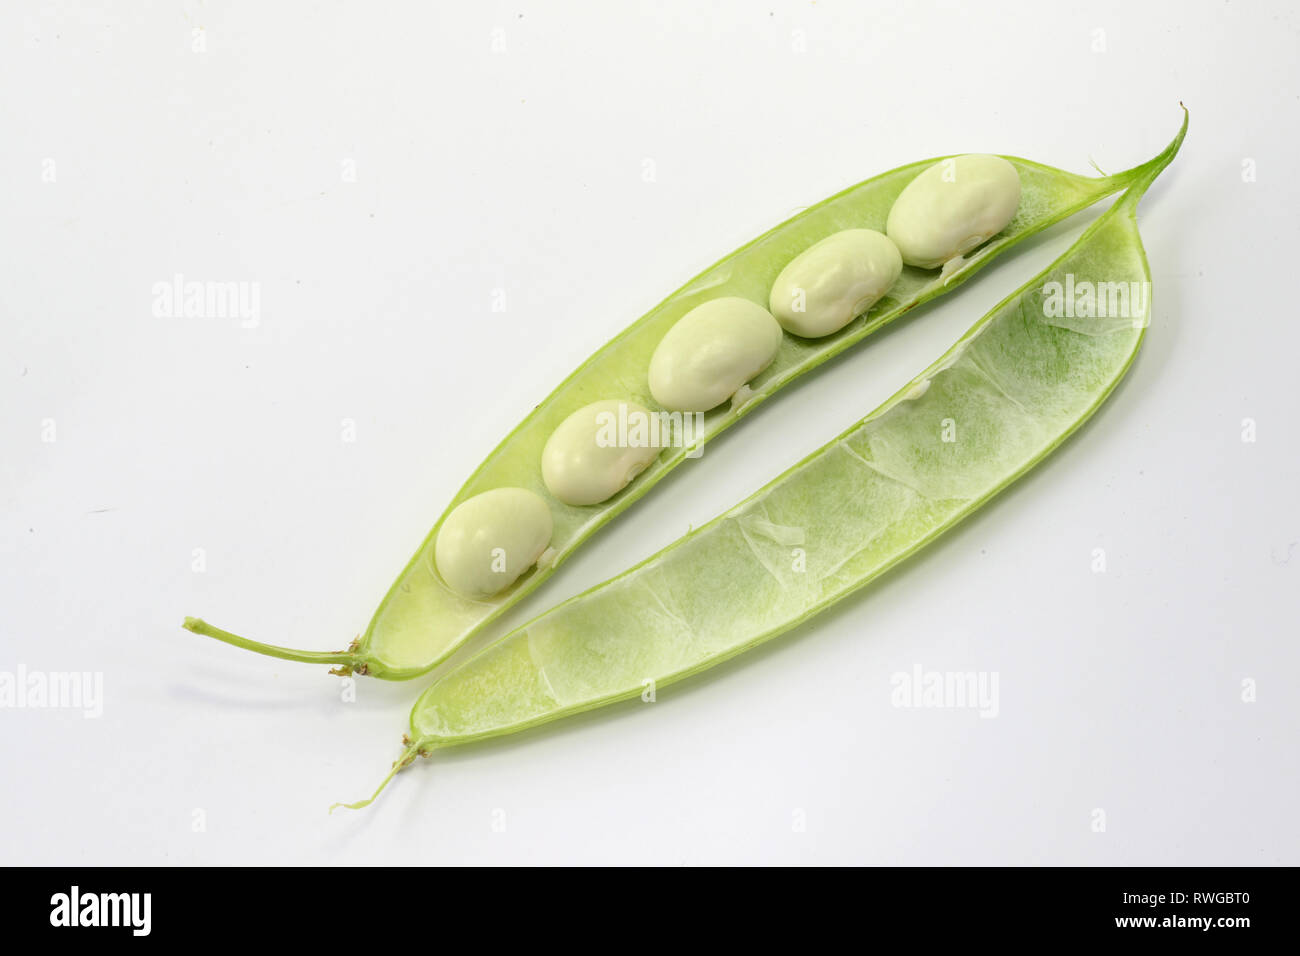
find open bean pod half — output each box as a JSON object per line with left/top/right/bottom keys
{"left": 186, "top": 124, "right": 1181, "bottom": 679}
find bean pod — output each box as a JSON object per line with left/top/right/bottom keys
{"left": 185, "top": 135, "right": 1175, "bottom": 679}
{"left": 334, "top": 112, "right": 1187, "bottom": 807}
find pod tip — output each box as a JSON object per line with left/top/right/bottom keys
{"left": 330, "top": 744, "right": 422, "bottom": 814}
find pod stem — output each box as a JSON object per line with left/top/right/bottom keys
{"left": 329, "top": 742, "right": 424, "bottom": 813}
{"left": 181, "top": 616, "right": 361, "bottom": 674}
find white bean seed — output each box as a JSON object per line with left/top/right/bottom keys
{"left": 542, "top": 400, "right": 664, "bottom": 506}
{"left": 435, "top": 488, "right": 553, "bottom": 599}
{"left": 769, "top": 229, "right": 903, "bottom": 337}
{"left": 648, "top": 297, "right": 783, "bottom": 412}
{"left": 886, "top": 155, "right": 1021, "bottom": 269}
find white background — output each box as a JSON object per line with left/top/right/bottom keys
{"left": 2, "top": 1, "right": 1297, "bottom": 866}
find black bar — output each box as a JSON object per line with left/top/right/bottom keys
{"left": 5, "top": 866, "right": 1285, "bottom": 941}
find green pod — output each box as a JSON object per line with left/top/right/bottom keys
{"left": 186, "top": 132, "right": 1176, "bottom": 680}
{"left": 339, "top": 112, "right": 1186, "bottom": 807}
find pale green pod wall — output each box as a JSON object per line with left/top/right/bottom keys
{"left": 410, "top": 183, "right": 1161, "bottom": 744}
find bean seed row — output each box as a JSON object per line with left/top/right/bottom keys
{"left": 435, "top": 156, "right": 1023, "bottom": 600}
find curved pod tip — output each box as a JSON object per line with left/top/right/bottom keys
{"left": 330, "top": 742, "right": 425, "bottom": 814}
{"left": 1119, "top": 104, "right": 1189, "bottom": 203}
